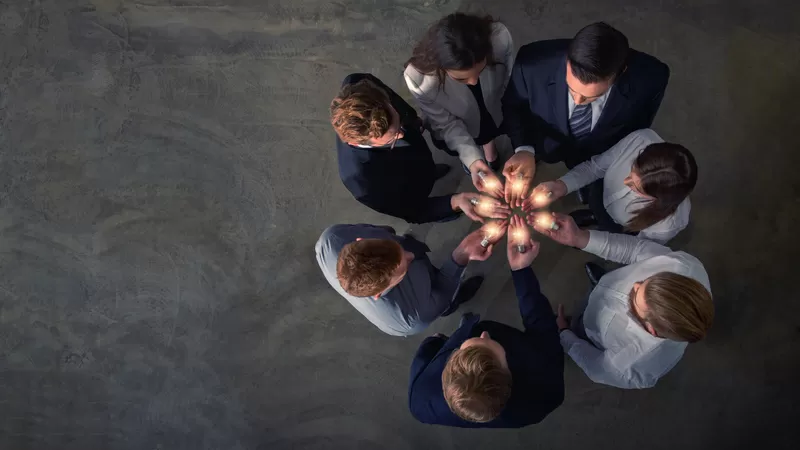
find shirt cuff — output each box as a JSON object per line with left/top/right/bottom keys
{"left": 582, "top": 230, "right": 610, "bottom": 254}
{"left": 557, "top": 173, "right": 581, "bottom": 194}
{"left": 458, "top": 146, "right": 485, "bottom": 171}
{"left": 514, "top": 145, "right": 535, "bottom": 155}
{"left": 558, "top": 329, "right": 584, "bottom": 352}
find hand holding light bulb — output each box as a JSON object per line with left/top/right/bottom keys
{"left": 453, "top": 193, "right": 511, "bottom": 223}
{"left": 507, "top": 215, "right": 540, "bottom": 270}
{"left": 502, "top": 151, "right": 536, "bottom": 207}
{"left": 469, "top": 160, "right": 504, "bottom": 198}
{"left": 452, "top": 220, "right": 508, "bottom": 265}
{"left": 528, "top": 211, "right": 590, "bottom": 248}
{"left": 522, "top": 180, "right": 568, "bottom": 211}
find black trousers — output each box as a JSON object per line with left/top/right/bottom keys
{"left": 586, "top": 180, "right": 627, "bottom": 234}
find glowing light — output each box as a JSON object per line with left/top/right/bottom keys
{"left": 512, "top": 227, "right": 528, "bottom": 253}
{"left": 481, "top": 223, "right": 501, "bottom": 248}
{"left": 534, "top": 212, "right": 560, "bottom": 231}
{"left": 532, "top": 190, "right": 554, "bottom": 207}
{"left": 478, "top": 171, "right": 498, "bottom": 190}
{"left": 512, "top": 179, "right": 525, "bottom": 192}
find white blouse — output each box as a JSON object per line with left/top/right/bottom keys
{"left": 558, "top": 129, "right": 691, "bottom": 243}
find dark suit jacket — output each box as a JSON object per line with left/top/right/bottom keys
{"left": 408, "top": 268, "right": 564, "bottom": 428}
{"left": 336, "top": 73, "right": 457, "bottom": 224}
{"left": 502, "top": 39, "right": 670, "bottom": 166}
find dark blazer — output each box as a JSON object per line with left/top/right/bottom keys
{"left": 408, "top": 268, "right": 564, "bottom": 428}
{"left": 502, "top": 39, "right": 670, "bottom": 167}
{"left": 336, "top": 73, "right": 457, "bottom": 224}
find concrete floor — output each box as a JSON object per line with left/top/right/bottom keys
{"left": 0, "top": 0, "right": 798, "bottom": 448}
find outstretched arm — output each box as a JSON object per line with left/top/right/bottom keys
{"left": 512, "top": 268, "right": 558, "bottom": 338}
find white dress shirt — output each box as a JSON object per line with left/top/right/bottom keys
{"left": 515, "top": 86, "right": 612, "bottom": 156}
{"left": 559, "top": 231, "right": 711, "bottom": 389}
{"left": 558, "top": 129, "right": 691, "bottom": 243}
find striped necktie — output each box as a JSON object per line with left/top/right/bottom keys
{"left": 569, "top": 103, "right": 592, "bottom": 140}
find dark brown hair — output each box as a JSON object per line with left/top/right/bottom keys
{"left": 336, "top": 239, "right": 403, "bottom": 297}
{"left": 406, "top": 13, "right": 498, "bottom": 88}
{"left": 642, "top": 272, "right": 714, "bottom": 342}
{"left": 330, "top": 79, "right": 392, "bottom": 144}
{"left": 442, "top": 346, "right": 512, "bottom": 423}
{"left": 627, "top": 142, "right": 698, "bottom": 231}
{"left": 568, "top": 22, "right": 629, "bottom": 84}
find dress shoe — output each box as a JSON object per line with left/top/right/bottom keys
{"left": 569, "top": 209, "right": 598, "bottom": 228}
{"left": 442, "top": 276, "right": 484, "bottom": 316}
{"left": 585, "top": 262, "right": 607, "bottom": 286}
{"left": 576, "top": 187, "right": 589, "bottom": 204}
{"left": 434, "top": 163, "right": 451, "bottom": 180}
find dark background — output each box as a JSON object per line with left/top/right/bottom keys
{"left": 0, "top": 0, "right": 798, "bottom": 449}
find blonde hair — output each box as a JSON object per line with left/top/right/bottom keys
{"left": 336, "top": 239, "right": 403, "bottom": 297}
{"left": 441, "top": 346, "right": 511, "bottom": 423}
{"left": 644, "top": 272, "right": 714, "bottom": 342}
{"left": 330, "top": 79, "right": 392, "bottom": 144}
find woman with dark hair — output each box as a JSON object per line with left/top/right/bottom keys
{"left": 404, "top": 13, "right": 514, "bottom": 198}
{"left": 526, "top": 129, "right": 696, "bottom": 243}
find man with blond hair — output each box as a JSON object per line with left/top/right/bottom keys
{"left": 529, "top": 212, "right": 714, "bottom": 389}
{"left": 408, "top": 216, "right": 564, "bottom": 427}
{"left": 315, "top": 222, "right": 507, "bottom": 336}
{"left": 331, "top": 73, "right": 509, "bottom": 224}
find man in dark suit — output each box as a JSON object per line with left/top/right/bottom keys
{"left": 407, "top": 216, "right": 564, "bottom": 428}
{"left": 331, "top": 74, "right": 509, "bottom": 224}
{"left": 500, "top": 22, "right": 670, "bottom": 208}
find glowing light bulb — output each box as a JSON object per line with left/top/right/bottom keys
{"left": 481, "top": 223, "right": 500, "bottom": 248}
{"left": 512, "top": 178, "right": 525, "bottom": 193}
{"left": 478, "top": 171, "right": 498, "bottom": 189}
{"left": 512, "top": 227, "right": 528, "bottom": 253}
{"left": 532, "top": 190, "right": 554, "bottom": 207}
{"left": 534, "top": 212, "right": 560, "bottom": 231}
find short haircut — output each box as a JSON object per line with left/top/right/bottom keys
{"left": 442, "top": 346, "right": 512, "bottom": 423}
{"left": 644, "top": 272, "right": 714, "bottom": 342}
{"left": 336, "top": 239, "right": 403, "bottom": 297}
{"left": 567, "top": 22, "right": 629, "bottom": 84}
{"left": 330, "top": 78, "right": 392, "bottom": 144}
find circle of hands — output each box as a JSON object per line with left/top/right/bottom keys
{"left": 452, "top": 151, "right": 585, "bottom": 271}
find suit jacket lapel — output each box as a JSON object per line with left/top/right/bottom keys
{"left": 594, "top": 72, "right": 632, "bottom": 131}
{"left": 548, "top": 60, "right": 569, "bottom": 135}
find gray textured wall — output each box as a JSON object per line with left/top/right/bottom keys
{"left": 0, "top": 0, "right": 798, "bottom": 449}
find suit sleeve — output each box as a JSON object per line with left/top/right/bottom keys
{"left": 641, "top": 64, "right": 670, "bottom": 128}
{"left": 502, "top": 50, "right": 535, "bottom": 152}
{"left": 512, "top": 268, "right": 559, "bottom": 339}
{"left": 411, "top": 91, "right": 484, "bottom": 169}
{"left": 355, "top": 190, "right": 458, "bottom": 224}
{"left": 409, "top": 335, "right": 447, "bottom": 383}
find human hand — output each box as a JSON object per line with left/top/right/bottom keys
{"left": 527, "top": 212, "right": 590, "bottom": 248}
{"left": 452, "top": 220, "right": 508, "bottom": 265}
{"left": 522, "top": 180, "right": 568, "bottom": 211}
{"left": 502, "top": 151, "right": 536, "bottom": 207}
{"left": 452, "top": 193, "right": 511, "bottom": 223}
{"left": 507, "top": 215, "right": 540, "bottom": 270}
{"left": 556, "top": 304, "right": 570, "bottom": 331}
{"left": 469, "top": 160, "right": 504, "bottom": 198}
